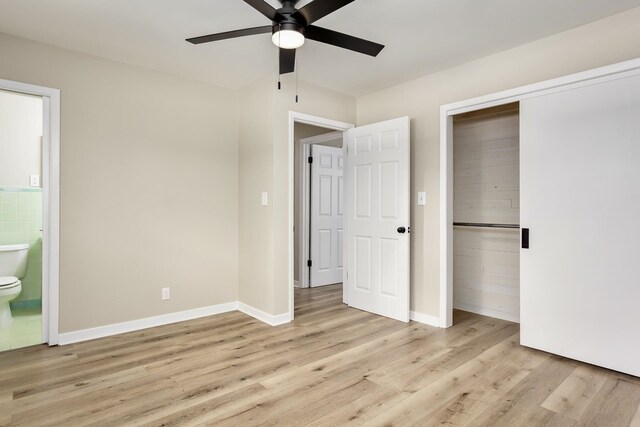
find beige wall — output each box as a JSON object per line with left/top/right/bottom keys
{"left": 239, "top": 77, "right": 355, "bottom": 315}
{"left": 356, "top": 7, "right": 640, "bottom": 318}
{"left": 238, "top": 81, "right": 275, "bottom": 312}
{"left": 0, "top": 33, "right": 240, "bottom": 332}
{"left": 0, "top": 90, "right": 42, "bottom": 187}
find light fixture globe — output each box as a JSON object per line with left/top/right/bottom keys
{"left": 272, "top": 24, "right": 305, "bottom": 49}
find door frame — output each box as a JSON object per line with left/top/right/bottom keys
{"left": 439, "top": 57, "right": 640, "bottom": 328}
{"left": 289, "top": 112, "right": 354, "bottom": 321}
{"left": 0, "top": 78, "right": 60, "bottom": 345}
{"left": 298, "top": 131, "right": 344, "bottom": 289}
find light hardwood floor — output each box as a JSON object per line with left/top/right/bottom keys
{"left": 1, "top": 284, "right": 639, "bottom": 426}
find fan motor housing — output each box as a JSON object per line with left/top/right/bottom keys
{"left": 272, "top": 21, "right": 305, "bottom": 37}
{"left": 279, "top": 0, "right": 300, "bottom": 13}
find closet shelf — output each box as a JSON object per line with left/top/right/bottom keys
{"left": 453, "top": 222, "right": 520, "bottom": 229}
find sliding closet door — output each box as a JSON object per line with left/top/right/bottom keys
{"left": 520, "top": 73, "right": 640, "bottom": 377}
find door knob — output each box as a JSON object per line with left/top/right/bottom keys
{"left": 397, "top": 226, "right": 406, "bottom": 234}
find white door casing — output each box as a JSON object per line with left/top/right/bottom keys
{"left": 346, "top": 117, "right": 410, "bottom": 322}
{"left": 310, "top": 145, "right": 344, "bottom": 287}
{"left": 520, "top": 73, "right": 640, "bottom": 377}
{"left": 0, "top": 78, "right": 60, "bottom": 345}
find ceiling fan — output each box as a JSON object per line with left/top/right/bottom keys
{"left": 186, "top": 0, "right": 385, "bottom": 75}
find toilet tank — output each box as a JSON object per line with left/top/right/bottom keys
{"left": 0, "top": 244, "right": 29, "bottom": 279}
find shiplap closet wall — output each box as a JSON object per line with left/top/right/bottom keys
{"left": 453, "top": 103, "right": 520, "bottom": 322}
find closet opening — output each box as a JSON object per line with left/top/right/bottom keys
{"left": 451, "top": 102, "right": 520, "bottom": 325}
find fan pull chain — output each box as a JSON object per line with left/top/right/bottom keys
{"left": 295, "top": 50, "right": 299, "bottom": 103}
{"left": 277, "top": 25, "right": 282, "bottom": 90}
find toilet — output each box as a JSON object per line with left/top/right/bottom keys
{"left": 0, "top": 244, "right": 28, "bottom": 328}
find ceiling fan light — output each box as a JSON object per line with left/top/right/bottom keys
{"left": 272, "top": 29, "right": 305, "bottom": 49}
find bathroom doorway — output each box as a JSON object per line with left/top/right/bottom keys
{"left": 0, "top": 79, "right": 60, "bottom": 349}
{"left": 0, "top": 89, "right": 44, "bottom": 351}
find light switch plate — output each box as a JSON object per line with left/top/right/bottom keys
{"left": 162, "top": 287, "right": 170, "bottom": 301}
{"left": 30, "top": 175, "right": 40, "bottom": 187}
{"left": 261, "top": 192, "right": 268, "bottom": 207}
{"left": 418, "top": 192, "right": 426, "bottom": 206}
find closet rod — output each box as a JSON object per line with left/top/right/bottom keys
{"left": 453, "top": 222, "right": 520, "bottom": 229}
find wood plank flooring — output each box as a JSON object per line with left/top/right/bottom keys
{"left": 1, "top": 284, "right": 639, "bottom": 426}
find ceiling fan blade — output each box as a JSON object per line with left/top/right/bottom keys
{"left": 292, "top": 0, "right": 355, "bottom": 25}
{"left": 305, "top": 26, "right": 384, "bottom": 57}
{"left": 243, "top": 0, "right": 282, "bottom": 20}
{"left": 186, "top": 25, "right": 272, "bottom": 44}
{"left": 280, "top": 48, "right": 296, "bottom": 75}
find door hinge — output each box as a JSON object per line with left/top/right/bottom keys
{"left": 308, "top": 156, "right": 313, "bottom": 164}
{"left": 307, "top": 260, "right": 312, "bottom": 267}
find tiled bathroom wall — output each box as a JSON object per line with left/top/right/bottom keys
{"left": 0, "top": 188, "right": 42, "bottom": 305}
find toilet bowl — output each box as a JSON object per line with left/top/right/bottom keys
{"left": 0, "top": 277, "right": 22, "bottom": 328}
{"left": 0, "top": 244, "right": 29, "bottom": 329}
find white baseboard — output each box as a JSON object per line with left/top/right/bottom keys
{"left": 410, "top": 310, "right": 446, "bottom": 328}
{"left": 294, "top": 280, "right": 301, "bottom": 288}
{"left": 59, "top": 300, "right": 293, "bottom": 346}
{"left": 58, "top": 301, "right": 239, "bottom": 345}
{"left": 453, "top": 303, "right": 520, "bottom": 323}
{"left": 238, "top": 302, "right": 291, "bottom": 326}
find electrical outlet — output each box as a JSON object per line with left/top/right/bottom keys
{"left": 30, "top": 175, "right": 40, "bottom": 187}
{"left": 162, "top": 287, "right": 170, "bottom": 301}
{"left": 261, "top": 191, "right": 268, "bottom": 207}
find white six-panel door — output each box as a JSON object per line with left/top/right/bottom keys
{"left": 310, "top": 145, "right": 344, "bottom": 287}
{"left": 520, "top": 72, "right": 640, "bottom": 377}
{"left": 346, "top": 117, "right": 410, "bottom": 322}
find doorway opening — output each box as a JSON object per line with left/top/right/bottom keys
{"left": 0, "top": 79, "right": 60, "bottom": 348}
{"left": 295, "top": 124, "right": 345, "bottom": 289}
{"left": 451, "top": 103, "right": 520, "bottom": 326}
{"left": 289, "top": 113, "right": 353, "bottom": 320}
{"left": 0, "top": 89, "right": 44, "bottom": 351}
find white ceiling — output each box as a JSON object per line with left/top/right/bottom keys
{"left": 0, "top": 0, "right": 639, "bottom": 96}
